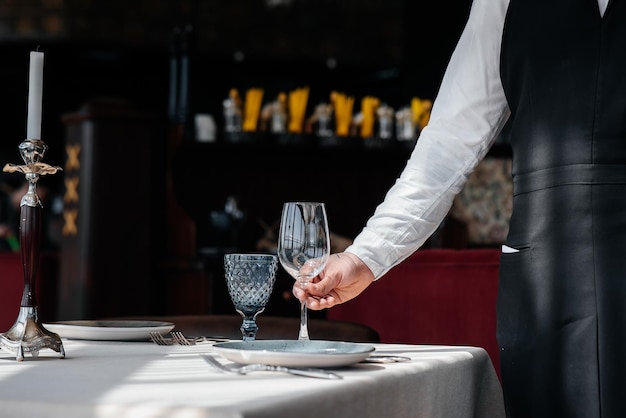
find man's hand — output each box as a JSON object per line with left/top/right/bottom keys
{"left": 293, "top": 252, "right": 375, "bottom": 310}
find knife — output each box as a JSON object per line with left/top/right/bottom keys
{"left": 201, "top": 354, "right": 342, "bottom": 380}
{"left": 243, "top": 363, "right": 343, "bottom": 380}
{"left": 361, "top": 355, "right": 411, "bottom": 363}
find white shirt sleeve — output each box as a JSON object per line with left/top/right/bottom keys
{"left": 346, "top": 0, "right": 511, "bottom": 279}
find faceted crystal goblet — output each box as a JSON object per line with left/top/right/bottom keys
{"left": 224, "top": 253, "right": 278, "bottom": 341}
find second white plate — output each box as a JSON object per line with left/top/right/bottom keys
{"left": 43, "top": 320, "right": 175, "bottom": 341}
{"left": 212, "top": 339, "right": 375, "bottom": 368}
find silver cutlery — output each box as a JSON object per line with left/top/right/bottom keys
{"left": 200, "top": 354, "right": 343, "bottom": 380}
{"left": 362, "top": 355, "right": 411, "bottom": 363}
{"left": 150, "top": 332, "right": 230, "bottom": 346}
{"left": 150, "top": 332, "right": 176, "bottom": 345}
{"left": 171, "top": 331, "right": 231, "bottom": 345}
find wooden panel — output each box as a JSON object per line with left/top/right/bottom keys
{"left": 58, "top": 99, "right": 158, "bottom": 320}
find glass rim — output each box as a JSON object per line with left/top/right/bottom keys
{"left": 283, "top": 201, "right": 325, "bottom": 205}
{"left": 224, "top": 253, "right": 277, "bottom": 260}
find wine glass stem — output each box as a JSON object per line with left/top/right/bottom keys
{"left": 237, "top": 309, "right": 262, "bottom": 341}
{"left": 298, "top": 300, "right": 310, "bottom": 340}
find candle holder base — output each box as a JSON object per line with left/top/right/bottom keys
{"left": 0, "top": 307, "right": 65, "bottom": 361}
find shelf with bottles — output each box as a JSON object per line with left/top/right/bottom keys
{"left": 210, "top": 86, "right": 433, "bottom": 150}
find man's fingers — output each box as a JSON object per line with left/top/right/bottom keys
{"left": 293, "top": 283, "right": 334, "bottom": 310}
{"left": 293, "top": 285, "right": 306, "bottom": 299}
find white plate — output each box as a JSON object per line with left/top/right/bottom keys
{"left": 212, "top": 340, "right": 376, "bottom": 368}
{"left": 43, "top": 320, "right": 175, "bottom": 341}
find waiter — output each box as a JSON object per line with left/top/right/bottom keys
{"left": 294, "top": 0, "right": 624, "bottom": 416}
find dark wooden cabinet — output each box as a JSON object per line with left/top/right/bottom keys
{"left": 58, "top": 99, "right": 160, "bottom": 320}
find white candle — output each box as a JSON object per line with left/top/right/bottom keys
{"left": 27, "top": 51, "right": 44, "bottom": 140}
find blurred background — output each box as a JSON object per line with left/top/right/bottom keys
{"left": 0, "top": 0, "right": 474, "bottom": 155}
{"left": 0, "top": 0, "right": 512, "bottom": 326}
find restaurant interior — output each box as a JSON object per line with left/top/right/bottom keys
{"left": 0, "top": 0, "right": 508, "bottom": 375}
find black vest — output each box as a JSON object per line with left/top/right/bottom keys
{"left": 501, "top": 0, "right": 626, "bottom": 177}
{"left": 496, "top": 1, "right": 626, "bottom": 417}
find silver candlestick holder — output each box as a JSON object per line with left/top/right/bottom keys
{"left": 0, "top": 138, "right": 65, "bottom": 361}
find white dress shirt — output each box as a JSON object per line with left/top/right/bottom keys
{"left": 346, "top": 0, "right": 608, "bottom": 279}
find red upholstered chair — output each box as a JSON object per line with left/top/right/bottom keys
{"left": 0, "top": 252, "right": 59, "bottom": 331}
{"left": 327, "top": 249, "right": 501, "bottom": 376}
{"left": 0, "top": 253, "right": 23, "bottom": 331}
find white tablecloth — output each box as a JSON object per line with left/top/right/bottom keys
{"left": 0, "top": 340, "right": 504, "bottom": 418}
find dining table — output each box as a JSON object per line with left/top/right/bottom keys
{"left": 0, "top": 338, "right": 505, "bottom": 418}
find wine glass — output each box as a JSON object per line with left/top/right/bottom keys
{"left": 224, "top": 253, "right": 278, "bottom": 341}
{"left": 277, "top": 202, "right": 330, "bottom": 340}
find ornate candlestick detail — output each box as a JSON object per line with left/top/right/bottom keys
{"left": 0, "top": 138, "right": 64, "bottom": 361}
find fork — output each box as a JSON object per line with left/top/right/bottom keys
{"left": 200, "top": 354, "right": 342, "bottom": 379}
{"left": 149, "top": 332, "right": 175, "bottom": 346}
{"left": 171, "top": 331, "right": 230, "bottom": 345}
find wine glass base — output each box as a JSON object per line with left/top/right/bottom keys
{"left": 0, "top": 307, "right": 65, "bottom": 361}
